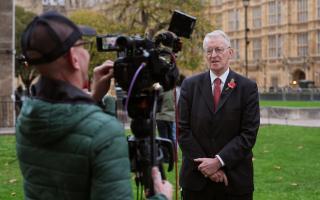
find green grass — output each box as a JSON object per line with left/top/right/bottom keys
{"left": 260, "top": 100, "right": 320, "bottom": 108}
{"left": 253, "top": 125, "right": 320, "bottom": 200}
{"left": 1, "top": 125, "right": 320, "bottom": 199}
{"left": 0, "top": 136, "right": 23, "bottom": 200}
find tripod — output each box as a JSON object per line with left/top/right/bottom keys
{"left": 126, "top": 86, "right": 174, "bottom": 199}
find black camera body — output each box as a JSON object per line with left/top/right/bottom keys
{"left": 96, "top": 33, "right": 179, "bottom": 94}
{"left": 114, "top": 35, "right": 178, "bottom": 93}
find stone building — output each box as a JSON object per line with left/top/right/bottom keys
{"left": 15, "top": 0, "right": 43, "bottom": 14}
{"left": 16, "top": 0, "right": 111, "bottom": 15}
{"left": 206, "top": 0, "right": 320, "bottom": 90}
{"left": 0, "top": 0, "right": 15, "bottom": 128}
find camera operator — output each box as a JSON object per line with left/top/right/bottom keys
{"left": 16, "top": 11, "right": 172, "bottom": 200}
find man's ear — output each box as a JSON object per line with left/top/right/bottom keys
{"left": 66, "top": 47, "right": 80, "bottom": 70}
{"left": 228, "top": 48, "right": 235, "bottom": 58}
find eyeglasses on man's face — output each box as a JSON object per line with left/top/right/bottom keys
{"left": 205, "top": 47, "right": 230, "bottom": 56}
{"left": 73, "top": 40, "right": 93, "bottom": 51}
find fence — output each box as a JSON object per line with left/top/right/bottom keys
{"left": 1, "top": 89, "right": 320, "bottom": 130}
{"left": 259, "top": 88, "right": 320, "bottom": 101}
{"left": 0, "top": 96, "right": 129, "bottom": 130}
{"left": 0, "top": 96, "right": 15, "bottom": 128}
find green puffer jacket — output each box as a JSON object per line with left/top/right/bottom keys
{"left": 16, "top": 77, "right": 167, "bottom": 200}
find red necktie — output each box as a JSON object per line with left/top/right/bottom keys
{"left": 214, "top": 78, "right": 221, "bottom": 111}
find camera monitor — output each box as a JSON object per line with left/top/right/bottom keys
{"left": 168, "top": 10, "right": 196, "bottom": 38}
{"left": 96, "top": 34, "right": 119, "bottom": 51}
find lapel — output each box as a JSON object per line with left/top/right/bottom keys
{"left": 198, "top": 71, "right": 215, "bottom": 115}
{"left": 215, "top": 70, "right": 237, "bottom": 113}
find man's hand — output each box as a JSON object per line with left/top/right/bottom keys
{"left": 152, "top": 167, "right": 172, "bottom": 200}
{"left": 91, "top": 60, "right": 114, "bottom": 102}
{"left": 194, "top": 157, "right": 222, "bottom": 178}
{"left": 209, "top": 170, "right": 228, "bottom": 186}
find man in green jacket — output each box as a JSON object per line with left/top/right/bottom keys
{"left": 16, "top": 11, "right": 172, "bottom": 200}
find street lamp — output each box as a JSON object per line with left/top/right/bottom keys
{"left": 243, "top": 0, "right": 250, "bottom": 77}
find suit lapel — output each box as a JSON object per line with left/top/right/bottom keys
{"left": 198, "top": 71, "right": 215, "bottom": 115}
{"left": 215, "top": 70, "right": 236, "bottom": 113}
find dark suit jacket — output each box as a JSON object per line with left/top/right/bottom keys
{"left": 178, "top": 70, "right": 260, "bottom": 195}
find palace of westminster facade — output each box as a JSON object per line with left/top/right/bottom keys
{"left": 206, "top": 0, "right": 320, "bottom": 90}
{"left": 2, "top": 0, "right": 320, "bottom": 99}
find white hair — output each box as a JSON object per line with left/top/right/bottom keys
{"left": 203, "top": 30, "right": 231, "bottom": 50}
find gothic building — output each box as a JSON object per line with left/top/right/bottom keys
{"left": 0, "top": 0, "right": 15, "bottom": 128}
{"left": 16, "top": 0, "right": 111, "bottom": 14}
{"left": 205, "top": 0, "right": 320, "bottom": 90}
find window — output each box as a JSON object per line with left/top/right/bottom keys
{"left": 228, "top": 9, "right": 239, "bottom": 31}
{"left": 42, "top": 0, "right": 49, "bottom": 5}
{"left": 297, "top": 33, "right": 308, "bottom": 56}
{"left": 252, "top": 6, "right": 261, "bottom": 28}
{"left": 215, "top": 14, "right": 222, "bottom": 28}
{"left": 231, "top": 39, "right": 240, "bottom": 60}
{"left": 317, "top": 31, "right": 320, "bottom": 54}
{"left": 268, "top": 0, "right": 281, "bottom": 25}
{"left": 268, "top": 35, "right": 282, "bottom": 58}
{"left": 49, "top": 0, "right": 57, "bottom": 5}
{"left": 271, "top": 76, "right": 279, "bottom": 88}
{"left": 277, "top": 35, "right": 282, "bottom": 58}
{"left": 297, "top": 0, "right": 308, "bottom": 22}
{"left": 252, "top": 39, "right": 261, "bottom": 60}
{"left": 213, "top": 0, "right": 222, "bottom": 6}
{"left": 318, "top": 0, "right": 320, "bottom": 18}
{"left": 57, "top": 0, "right": 65, "bottom": 5}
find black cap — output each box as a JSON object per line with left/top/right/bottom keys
{"left": 21, "top": 11, "right": 96, "bottom": 65}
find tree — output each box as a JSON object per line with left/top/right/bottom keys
{"left": 15, "top": 6, "right": 37, "bottom": 95}
{"left": 103, "top": 0, "right": 212, "bottom": 71}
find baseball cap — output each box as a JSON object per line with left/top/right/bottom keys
{"left": 21, "top": 11, "right": 96, "bottom": 65}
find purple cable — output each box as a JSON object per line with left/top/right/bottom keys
{"left": 124, "top": 62, "right": 147, "bottom": 113}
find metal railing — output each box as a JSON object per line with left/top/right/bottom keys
{"left": 259, "top": 88, "right": 320, "bottom": 101}
{"left": 2, "top": 88, "right": 320, "bottom": 130}
{"left": 0, "top": 97, "right": 15, "bottom": 128}
{"left": 0, "top": 95, "right": 129, "bottom": 130}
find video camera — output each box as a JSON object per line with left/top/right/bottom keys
{"left": 96, "top": 10, "right": 196, "bottom": 197}
{"left": 96, "top": 10, "right": 195, "bottom": 92}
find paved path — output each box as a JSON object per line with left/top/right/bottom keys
{"left": 0, "top": 127, "right": 15, "bottom": 135}
{"left": 260, "top": 118, "right": 320, "bottom": 127}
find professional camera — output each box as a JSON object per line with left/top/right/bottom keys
{"left": 97, "top": 10, "right": 196, "bottom": 198}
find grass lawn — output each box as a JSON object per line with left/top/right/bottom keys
{"left": 253, "top": 125, "right": 320, "bottom": 200}
{"left": 0, "top": 135, "right": 23, "bottom": 200}
{"left": 260, "top": 100, "right": 320, "bottom": 108}
{"left": 1, "top": 125, "right": 319, "bottom": 199}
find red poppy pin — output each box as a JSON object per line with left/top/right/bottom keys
{"left": 226, "top": 78, "right": 236, "bottom": 90}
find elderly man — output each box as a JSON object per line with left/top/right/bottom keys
{"left": 16, "top": 11, "right": 172, "bottom": 200}
{"left": 178, "top": 30, "right": 260, "bottom": 200}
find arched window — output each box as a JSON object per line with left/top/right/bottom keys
{"left": 292, "top": 69, "right": 306, "bottom": 82}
